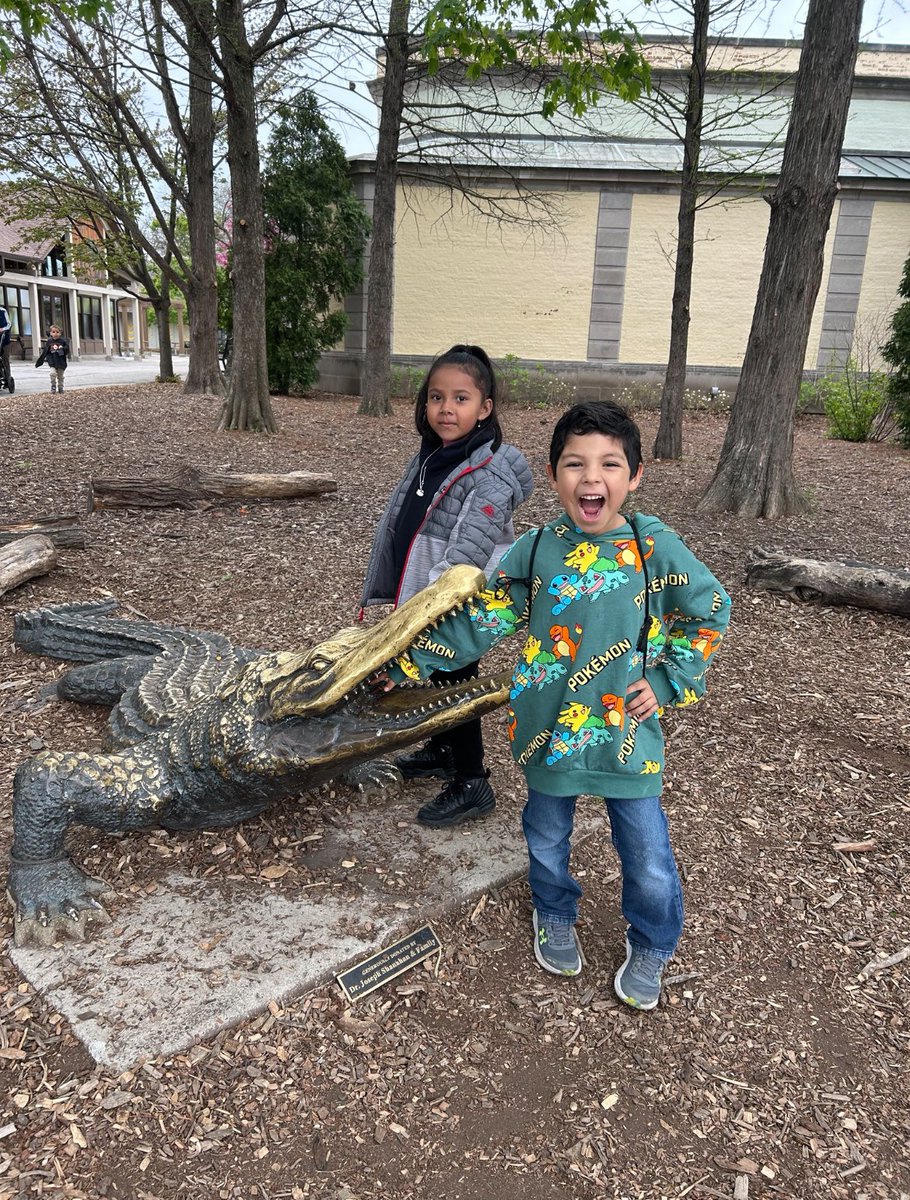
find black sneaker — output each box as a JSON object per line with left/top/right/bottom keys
{"left": 416, "top": 773, "right": 495, "bottom": 828}
{"left": 394, "top": 743, "right": 455, "bottom": 780}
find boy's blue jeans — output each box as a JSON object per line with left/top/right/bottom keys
{"left": 522, "top": 787, "right": 684, "bottom": 960}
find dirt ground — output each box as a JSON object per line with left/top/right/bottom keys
{"left": 0, "top": 382, "right": 908, "bottom": 1200}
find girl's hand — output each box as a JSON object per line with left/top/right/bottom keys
{"left": 368, "top": 670, "right": 395, "bottom": 693}
{"left": 625, "top": 678, "right": 658, "bottom": 721}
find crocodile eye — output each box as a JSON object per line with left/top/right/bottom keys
{"left": 308, "top": 657, "right": 331, "bottom": 671}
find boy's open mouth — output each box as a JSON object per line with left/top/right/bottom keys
{"left": 579, "top": 494, "right": 605, "bottom": 520}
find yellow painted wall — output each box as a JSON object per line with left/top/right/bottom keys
{"left": 855, "top": 199, "right": 910, "bottom": 364}
{"left": 392, "top": 186, "right": 599, "bottom": 360}
{"left": 620, "top": 193, "right": 834, "bottom": 368}
{"left": 618, "top": 192, "right": 676, "bottom": 363}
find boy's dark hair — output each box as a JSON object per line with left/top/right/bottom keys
{"left": 414, "top": 344, "right": 503, "bottom": 451}
{"left": 549, "top": 400, "right": 642, "bottom": 476}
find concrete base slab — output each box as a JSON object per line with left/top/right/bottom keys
{"left": 9, "top": 793, "right": 604, "bottom": 1073}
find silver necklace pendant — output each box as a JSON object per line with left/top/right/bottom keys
{"left": 416, "top": 446, "right": 440, "bottom": 499}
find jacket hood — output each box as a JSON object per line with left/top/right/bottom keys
{"left": 486, "top": 443, "right": 534, "bottom": 509}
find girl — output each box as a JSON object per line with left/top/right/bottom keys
{"left": 360, "top": 344, "right": 533, "bottom": 828}
{"left": 35, "top": 325, "right": 71, "bottom": 394}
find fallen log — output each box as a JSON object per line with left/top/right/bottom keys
{"left": 90, "top": 468, "right": 338, "bottom": 511}
{"left": 0, "top": 514, "right": 86, "bottom": 550}
{"left": 746, "top": 548, "right": 910, "bottom": 617}
{"left": 0, "top": 535, "right": 57, "bottom": 598}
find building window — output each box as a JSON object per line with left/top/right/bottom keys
{"left": 79, "top": 295, "right": 103, "bottom": 341}
{"left": 3, "top": 285, "right": 32, "bottom": 338}
{"left": 3, "top": 258, "right": 30, "bottom": 273}
{"left": 41, "top": 246, "right": 68, "bottom": 278}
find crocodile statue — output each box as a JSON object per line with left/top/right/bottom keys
{"left": 8, "top": 565, "right": 510, "bottom": 947}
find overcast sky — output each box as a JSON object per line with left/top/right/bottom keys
{"left": 636, "top": 0, "right": 910, "bottom": 41}
{"left": 326, "top": 0, "right": 910, "bottom": 156}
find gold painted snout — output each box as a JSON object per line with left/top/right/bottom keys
{"left": 256, "top": 565, "right": 487, "bottom": 721}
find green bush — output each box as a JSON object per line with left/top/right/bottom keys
{"left": 497, "top": 353, "right": 573, "bottom": 408}
{"left": 816, "top": 360, "right": 887, "bottom": 442}
{"left": 798, "top": 379, "right": 820, "bottom": 414}
{"left": 882, "top": 251, "right": 910, "bottom": 447}
{"left": 390, "top": 364, "right": 425, "bottom": 399}
{"left": 611, "top": 382, "right": 732, "bottom": 412}
{"left": 612, "top": 381, "right": 660, "bottom": 410}
{"left": 886, "top": 373, "right": 910, "bottom": 446}
{"left": 682, "top": 386, "right": 732, "bottom": 413}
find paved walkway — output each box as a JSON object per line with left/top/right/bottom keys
{"left": 3, "top": 354, "right": 192, "bottom": 397}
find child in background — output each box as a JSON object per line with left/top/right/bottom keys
{"left": 360, "top": 344, "right": 533, "bottom": 828}
{"left": 383, "top": 401, "right": 731, "bottom": 1009}
{"left": 35, "top": 326, "right": 70, "bottom": 394}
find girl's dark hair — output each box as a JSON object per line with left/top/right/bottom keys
{"left": 414, "top": 344, "right": 503, "bottom": 451}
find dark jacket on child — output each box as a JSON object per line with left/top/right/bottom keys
{"left": 36, "top": 335, "right": 70, "bottom": 371}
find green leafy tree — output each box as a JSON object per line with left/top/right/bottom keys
{"left": 423, "top": 0, "right": 650, "bottom": 116}
{"left": 882, "top": 249, "right": 910, "bottom": 447}
{"left": 262, "top": 92, "right": 371, "bottom": 394}
{"left": 0, "top": 0, "right": 107, "bottom": 64}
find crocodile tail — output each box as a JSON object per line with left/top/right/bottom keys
{"left": 14, "top": 600, "right": 175, "bottom": 664}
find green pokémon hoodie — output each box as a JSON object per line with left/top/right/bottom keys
{"left": 395, "top": 513, "right": 732, "bottom": 799}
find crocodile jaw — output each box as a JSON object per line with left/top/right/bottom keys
{"left": 250, "top": 565, "right": 488, "bottom": 721}
{"left": 266, "top": 669, "right": 512, "bottom": 778}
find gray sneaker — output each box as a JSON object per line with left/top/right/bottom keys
{"left": 532, "top": 909, "right": 582, "bottom": 977}
{"left": 614, "top": 937, "right": 667, "bottom": 1010}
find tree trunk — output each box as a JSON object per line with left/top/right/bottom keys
{"left": 0, "top": 516, "right": 85, "bottom": 550}
{"left": 90, "top": 469, "right": 337, "bottom": 510}
{"left": 359, "top": 0, "right": 410, "bottom": 417}
{"left": 0, "top": 535, "right": 57, "bottom": 598}
{"left": 746, "top": 548, "right": 910, "bottom": 617}
{"left": 155, "top": 288, "right": 176, "bottom": 381}
{"left": 869, "top": 395, "right": 897, "bottom": 443}
{"left": 182, "top": 0, "right": 225, "bottom": 398}
{"left": 698, "top": 0, "right": 863, "bottom": 518}
{"left": 125, "top": 253, "right": 180, "bottom": 389}
{"left": 653, "top": 0, "right": 708, "bottom": 461}
{"left": 215, "top": 0, "right": 274, "bottom": 432}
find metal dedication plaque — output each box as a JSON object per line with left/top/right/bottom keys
{"left": 336, "top": 925, "right": 441, "bottom": 1002}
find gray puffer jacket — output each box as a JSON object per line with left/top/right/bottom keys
{"left": 360, "top": 442, "right": 533, "bottom": 609}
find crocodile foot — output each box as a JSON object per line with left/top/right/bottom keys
{"left": 342, "top": 759, "right": 403, "bottom": 797}
{"left": 9, "top": 857, "right": 114, "bottom": 948}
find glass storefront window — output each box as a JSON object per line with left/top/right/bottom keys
{"left": 79, "top": 296, "right": 103, "bottom": 340}
{"left": 3, "top": 285, "right": 32, "bottom": 339}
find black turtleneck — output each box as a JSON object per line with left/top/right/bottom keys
{"left": 390, "top": 424, "right": 495, "bottom": 585}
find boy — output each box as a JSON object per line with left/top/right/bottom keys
{"left": 35, "top": 325, "right": 70, "bottom": 394}
{"left": 387, "top": 401, "right": 731, "bottom": 1010}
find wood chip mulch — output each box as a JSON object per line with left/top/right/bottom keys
{"left": 0, "top": 383, "right": 908, "bottom": 1200}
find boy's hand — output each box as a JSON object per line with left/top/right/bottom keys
{"left": 625, "top": 678, "right": 658, "bottom": 721}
